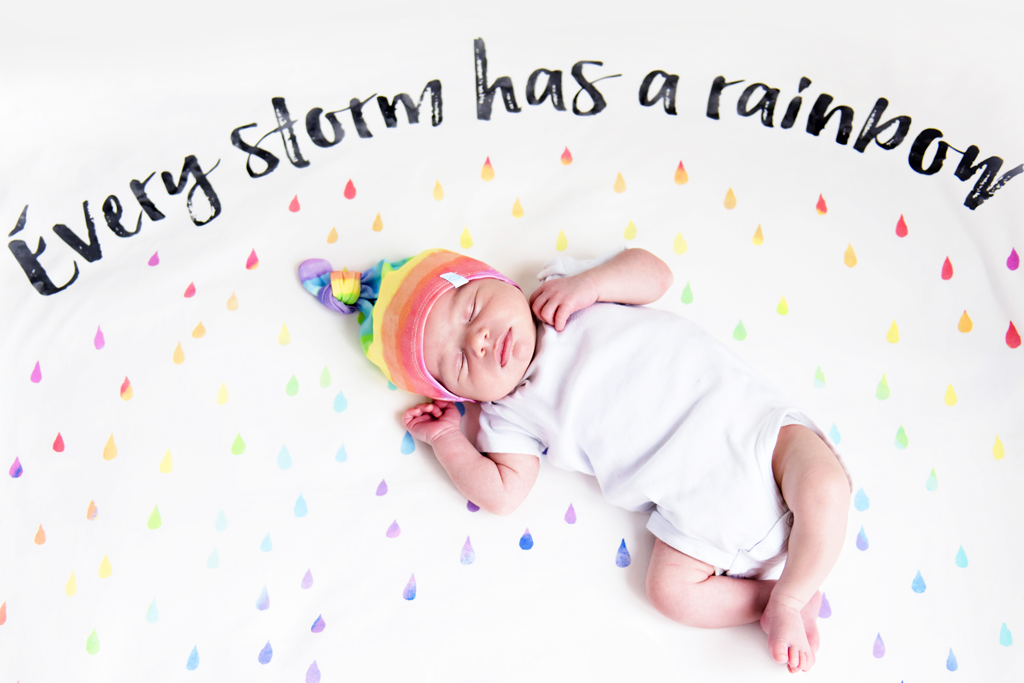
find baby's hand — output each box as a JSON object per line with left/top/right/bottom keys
{"left": 529, "top": 273, "right": 599, "bottom": 331}
{"left": 402, "top": 400, "right": 463, "bottom": 446}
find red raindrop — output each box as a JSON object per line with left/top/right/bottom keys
{"left": 941, "top": 257, "right": 953, "bottom": 280}
{"left": 1008, "top": 322, "right": 1021, "bottom": 349}
{"left": 53, "top": 433, "right": 64, "bottom": 452}
{"left": 344, "top": 179, "right": 356, "bottom": 199}
{"left": 289, "top": 195, "right": 301, "bottom": 212}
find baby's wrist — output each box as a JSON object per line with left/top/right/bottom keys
{"left": 431, "top": 429, "right": 467, "bottom": 450}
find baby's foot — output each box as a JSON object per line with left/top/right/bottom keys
{"left": 802, "top": 591, "right": 822, "bottom": 656}
{"left": 760, "top": 595, "right": 814, "bottom": 673}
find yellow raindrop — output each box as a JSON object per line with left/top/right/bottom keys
{"left": 172, "top": 342, "right": 185, "bottom": 364}
{"left": 993, "top": 435, "right": 1005, "bottom": 460}
{"left": 217, "top": 383, "right": 229, "bottom": 405}
{"left": 512, "top": 198, "right": 524, "bottom": 218}
{"left": 752, "top": 225, "right": 764, "bottom": 245}
{"left": 724, "top": 188, "right": 737, "bottom": 209}
{"left": 433, "top": 181, "right": 444, "bottom": 201}
{"left": 886, "top": 321, "right": 899, "bottom": 343}
{"left": 192, "top": 322, "right": 206, "bottom": 338}
{"left": 66, "top": 572, "right": 77, "bottom": 597}
{"left": 844, "top": 244, "right": 858, "bottom": 268}
{"left": 674, "top": 162, "right": 688, "bottom": 185}
{"left": 777, "top": 297, "right": 789, "bottom": 315}
{"left": 480, "top": 158, "right": 495, "bottom": 181}
{"left": 944, "top": 384, "right": 957, "bottom": 406}
{"left": 103, "top": 434, "right": 117, "bottom": 461}
{"left": 159, "top": 450, "right": 173, "bottom": 473}
{"left": 98, "top": 555, "right": 112, "bottom": 579}
{"left": 460, "top": 227, "right": 473, "bottom": 249}
{"left": 556, "top": 230, "right": 568, "bottom": 252}
{"left": 226, "top": 292, "right": 238, "bottom": 311}
{"left": 624, "top": 221, "right": 637, "bottom": 240}
{"left": 278, "top": 323, "right": 291, "bottom": 345}
{"left": 958, "top": 310, "right": 973, "bottom": 333}
{"left": 613, "top": 172, "right": 626, "bottom": 193}
{"left": 371, "top": 213, "right": 384, "bottom": 232}
{"left": 326, "top": 227, "right": 338, "bottom": 243}
{"left": 673, "top": 233, "right": 688, "bottom": 255}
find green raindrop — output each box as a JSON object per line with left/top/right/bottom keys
{"left": 925, "top": 468, "right": 938, "bottom": 491}
{"left": 813, "top": 366, "right": 826, "bottom": 388}
{"left": 285, "top": 374, "right": 299, "bottom": 396}
{"left": 231, "top": 433, "right": 246, "bottom": 455}
{"left": 680, "top": 282, "right": 693, "bottom": 305}
{"left": 895, "top": 425, "right": 909, "bottom": 449}
{"left": 147, "top": 505, "right": 162, "bottom": 530}
{"left": 876, "top": 374, "right": 890, "bottom": 400}
{"left": 319, "top": 366, "right": 331, "bottom": 387}
{"left": 86, "top": 628, "right": 100, "bottom": 655}
{"left": 733, "top": 320, "right": 747, "bottom": 341}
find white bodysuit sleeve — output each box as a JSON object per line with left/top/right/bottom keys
{"left": 476, "top": 402, "right": 545, "bottom": 457}
{"left": 536, "top": 245, "right": 627, "bottom": 283}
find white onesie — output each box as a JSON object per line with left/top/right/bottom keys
{"left": 475, "top": 247, "right": 845, "bottom": 578}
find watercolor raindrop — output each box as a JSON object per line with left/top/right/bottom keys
{"left": 54, "top": 432, "right": 64, "bottom": 452}
{"left": 246, "top": 249, "right": 259, "bottom": 270}
{"left": 120, "top": 377, "right": 133, "bottom": 401}
{"left": 724, "top": 188, "right": 736, "bottom": 209}
{"left": 227, "top": 292, "right": 238, "bottom": 310}
{"left": 856, "top": 527, "right": 869, "bottom": 551}
{"left": 403, "top": 574, "right": 416, "bottom": 600}
{"left": 376, "top": 479, "right": 388, "bottom": 496}
{"left": 624, "top": 220, "right": 637, "bottom": 240}
{"left": 172, "top": 342, "right": 184, "bottom": 364}
{"left": 872, "top": 633, "right": 884, "bottom": 658}
{"left": 302, "top": 569, "right": 314, "bottom": 589}
{"left": 946, "top": 649, "right": 957, "bottom": 671}
{"left": 958, "top": 311, "right": 973, "bottom": 333}
{"left": 311, "top": 615, "right": 326, "bottom": 633}
{"left": 258, "top": 641, "right": 273, "bottom": 664}
{"left": 813, "top": 366, "right": 826, "bottom": 388}
{"left": 148, "top": 505, "right": 162, "bottom": 530}
{"left": 146, "top": 599, "right": 159, "bottom": 622}
{"left": 148, "top": 252, "right": 160, "bottom": 266}
{"left": 733, "top": 321, "right": 747, "bottom": 341}
{"left": 895, "top": 425, "right": 909, "bottom": 449}
{"left": 556, "top": 230, "right": 568, "bottom": 251}
{"left": 854, "top": 488, "right": 869, "bottom": 511}
{"left": 926, "top": 468, "right": 938, "bottom": 491}
{"left": 207, "top": 549, "right": 220, "bottom": 568}
{"left": 327, "top": 227, "right": 338, "bottom": 243}
{"left": 945, "top": 384, "right": 957, "bottom": 406}
{"left": 512, "top": 198, "right": 524, "bottom": 218}
{"left": 260, "top": 533, "right": 272, "bottom": 552}
{"left": 94, "top": 326, "right": 105, "bottom": 349}
{"left": 561, "top": 147, "right": 573, "bottom": 165}
{"left": 819, "top": 593, "right": 831, "bottom": 618}
{"left": 941, "top": 257, "right": 953, "bottom": 280}
{"left": 460, "top": 227, "right": 473, "bottom": 249}
{"left": 896, "top": 214, "right": 908, "bottom": 237}
{"left": 231, "top": 433, "right": 245, "bottom": 455}
{"left": 278, "top": 323, "right": 291, "bottom": 345}
{"left": 9, "top": 458, "right": 22, "bottom": 478}
{"left": 401, "top": 431, "right": 415, "bottom": 454}
{"left": 615, "top": 539, "right": 631, "bottom": 567}
{"left": 876, "top": 374, "right": 890, "bottom": 400}
{"left": 277, "top": 445, "right": 292, "bottom": 470}
{"left": 565, "top": 504, "right": 576, "bottom": 524}
{"left": 335, "top": 445, "right": 347, "bottom": 463}
{"left": 828, "top": 424, "right": 841, "bottom": 444}
{"left": 286, "top": 374, "right": 299, "bottom": 396}
{"left": 955, "top": 546, "right": 968, "bottom": 568}
{"left": 674, "top": 161, "right": 688, "bottom": 184}
{"left": 433, "top": 180, "right": 444, "bottom": 201}
{"left": 295, "top": 494, "right": 308, "bottom": 517}
{"left": 289, "top": 195, "right": 301, "bottom": 212}
{"left": 1008, "top": 248, "right": 1020, "bottom": 271}
{"left": 217, "top": 383, "right": 229, "bottom": 405}
{"left": 333, "top": 390, "right": 347, "bottom": 412}
{"left": 103, "top": 434, "right": 117, "bottom": 460}
{"left": 30, "top": 360, "right": 41, "bottom": 383}
{"left": 519, "top": 528, "right": 534, "bottom": 550}
{"left": 34, "top": 525, "right": 45, "bottom": 544}
{"left": 680, "top": 282, "right": 693, "bottom": 304}
{"left": 1000, "top": 624, "right": 1013, "bottom": 646}
{"left": 386, "top": 520, "right": 401, "bottom": 538}
{"left": 777, "top": 296, "right": 789, "bottom": 315}
{"left": 255, "top": 586, "right": 270, "bottom": 611}
{"left": 993, "top": 435, "right": 1005, "bottom": 460}
{"left": 192, "top": 321, "right": 206, "bottom": 338}
{"left": 344, "top": 180, "right": 356, "bottom": 199}
{"left": 752, "top": 225, "right": 764, "bottom": 245}
{"left": 816, "top": 194, "right": 827, "bottom": 215}
{"left": 467, "top": 501, "right": 480, "bottom": 512}
{"left": 87, "top": 501, "right": 99, "bottom": 520}
{"left": 844, "top": 244, "right": 857, "bottom": 268}
{"left": 372, "top": 212, "right": 384, "bottom": 232}
{"left": 481, "top": 157, "right": 494, "bottom": 181}
{"left": 886, "top": 321, "right": 899, "bottom": 343}
{"left": 461, "top": 537, "right": 476, "bottom": 565}
{"left": 99, "top": 555, "right": 112, "bottom": 578}
{"left": 911, "top": 571, "right": 927, "bottom": 593}
{"left": 307, "top": 661, "right": 322, "bottom": 683}
{"left": 66, "top": 572, "right": 77, "bottom": 597}
{"left": 673, "top": 233, "right": 687, "bottom": 255}
{"left": 184, "top": 282, "right": 196, "bottom": 298}
{"left": 1006, "top": 322, "right": 1020, "bottom": 349}
{"left": 613, "top": 172, "right": 626, "bottom": 193}
{"left": 186, "top": 646, "right": 199, "bottom": 671}
{"left": 215, "top": 510, "right": 227, "bottom": 531}
{"left": 86, "top": 628, "right": 100, "bottom": 655}
{"left": 159, "top": 450, "right": 172, "bottom": 473}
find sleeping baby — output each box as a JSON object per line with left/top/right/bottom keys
{"left": 299, "top": 246, "right": 852, "bottom": 674}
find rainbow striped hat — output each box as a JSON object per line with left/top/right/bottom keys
{"left": 299, "top": 248, "right": 518, "bottom": 401}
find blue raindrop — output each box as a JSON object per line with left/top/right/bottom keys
{"left": 277, "top": 445, "right": 292, "bottom": 470}
{"left": 294, "top": 494, "right": 308, "bottom": 517}
{"left": 519, "top": 529, "right": 534, "bottom": 550}
{"left": 856, "top": 527, "right": 869, "bottom": 551}
{"left": 615, "top": 539, "right": 631, "bottom": 567}
{"left": 207, "top": 549, "right": 220, "bottom": 569}
{"left": 945, "top": 648, "right": 957, "bottom": 671}
{"left": 828, "top": 423, "right": 841, "bottom": 444}
{"left": 214, "top": 510, "right": 227, "bottom": 531}
{"left": 955, "top": 546, "right": 968, "bottom": 568}
{"left": 260, "top": 533, "right": 273, "bottom": 552}
{"left": 999, "top": 623, "right": 1013, "bottom": 647}
{"left": 333, "top": 390, "right": 348, "bottom": 412}
{"left": 255, "top": 585, "right": 269, "bottom": 610}
{"left": 335, "top": 445, "right": 347, "bottom": 463}
{"left": 186, "top": 646, "right": 199, "bottom": 671}
{"left": 403, "top": 574, "right": 416, "bottom": 600}
{"left": 146, "top": 599, "right": 159, "bottom": 623}
{"left": 854, "top": 488, "right": 870, "bottom": 511}
{"left": 400, "top": 431, "right": 415, "bottom": 454}
{"left": 911, "top": 571, "right": 926, "bottom": 593}
{"left": 258, "top": 641, "right": 273, "bottom": 664}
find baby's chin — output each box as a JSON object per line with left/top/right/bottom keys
{"left": 464, "top": 365, "right": 530, "bottom": 402}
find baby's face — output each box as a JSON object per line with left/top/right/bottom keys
{"left": 423, "top": 278, "right": 537, "bottom": 402}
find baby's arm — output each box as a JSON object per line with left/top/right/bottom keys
{"left": 402, "top": 401, "right": 539, "bottom": 515}
{"left": 530, "top": 248, "right": 673, "bottom": 330}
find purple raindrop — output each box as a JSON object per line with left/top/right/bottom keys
{"left": 818, "top": 593, "right": 832, "bottom": 618}
{"left": 301, "top": 569, "right": 313, "bottom": 589}
{"left": 564, "top": 504, "right": 576, "bottom": 524}
{"left": 466, "top": 500, "right": 480, "bottom": 512}
{"left": 386, "top": 520, "right": 401, "bottom": 538}
{"left": 258, "top": 641, "right": 273, "bottom": 664}
{"left": 306, "top": 661, "right": 321, "bottom": 683}
{"left": 311, "top": 615, "right": 325, "bottom": 633}
{"left": 460, "top": 537, "right": 476, "bottom": 565}
{"left": 376, "top": 479, "right": 388, "bottom": 496}
{"left": 403, "top": 574, "right": 416, "bottom": 600}
{"left": 872, "top": 633, "right": 885, "bottom": 658}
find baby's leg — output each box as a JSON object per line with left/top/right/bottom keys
{"left": 645, "top": 539, "right": 774, "bottom": 628}
{"left": 761, "top": 424, "right": 851, "bottom": 672}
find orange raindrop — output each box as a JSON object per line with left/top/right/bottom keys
{"left": 560, "top": 147, "right": 572, "bottom": 165}
{"left": 816, "top": 194, "right": 828, "bottom": 215}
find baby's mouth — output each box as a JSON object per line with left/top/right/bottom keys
{"left": 499, "top": 328, "right": 512, "bottom": 368}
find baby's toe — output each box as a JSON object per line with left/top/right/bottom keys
{"left": 789, "top": 645, "right": 800, "bottom": 670}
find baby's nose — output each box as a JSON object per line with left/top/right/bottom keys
{"left": 471, "top": 325, "right": 490, "bottom": 356}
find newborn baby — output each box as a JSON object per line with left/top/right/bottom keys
{"left": 301, "top": 246, "right": 851, "bottom": 674}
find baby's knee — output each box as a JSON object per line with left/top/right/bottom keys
{"left": 645, "top": 573, "right": 706, "bottom": 625}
